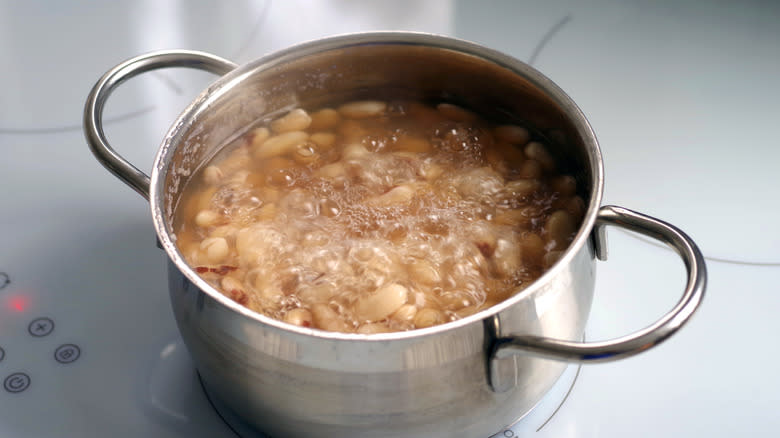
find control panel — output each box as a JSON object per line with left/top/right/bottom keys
{"left": 1, "top": 272, "right": 83, "bottom": 396}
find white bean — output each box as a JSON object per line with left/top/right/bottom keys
{"left": 391, "top": 304, "right": 418, "bottom": 322}
{"left": 420, "top": 161, "right": 444, "bottom": 181}
{"left": 505, "top": 179, "right": 541, "bottom": 197}
{"left": 395, "top": 136, "right": 432, "bottom": 153}
{"left": 315, "top": 162, "right": 346, "bottom": 180}
{"left": 338, "top": 100, "right": 387, "bottom": 119}
{"left": 354, "top": 283, "right": 408, "bottom": 322}
{"left": 551, "top": 175, "right": 577, "bottom": 196}
{"left": 270, "top": 109, "right": 312, "bottom": 133}
{"left": 546, "top": 210, "right": 577, "bottom": 250}
{"left": 221, "top": 276, "right": 243, "bottom": 293}
{"left": 309, "top": 108, "right": 341, "bottom": 130}
{"left": 292, "top": 143, "right": 319, "bottom": 165}
{"left": 312, "top": 304, "right": 350, "bottom": 332}
{"left": 517, "top": 159, "right": 543, "bottom": 179}
{"left": 436, "top": 103, "right": 476, "bottom": 122}
{"left": 342, "top": 142, "right": 370, "bottom": 160}
{"left": 408, "top": 259, "right": 441, "bottom": 286}
{"left": 310, "top": 132, "right": 336, "bottom": 150}
{"left": 492, "top": 238, "right": 522, "bottom": 278}
{"left": 524, "top": 142, "right": 555, "bottom": 171}
{"left": 254, "top": 131, "right": 309, "bottom": 159}
{"left": 413, "top": 308, "right": 442, "bottom": 328}
{"left": 250, "top": 127, "right": 270, "bottom": 148}
{"left": 200, "top": 237, "right": 229, "bottom": 263}
{"left": 195, "top": 209, "right": 219, "bottom": 227}
{"left": 494, "top": 125, "right": 530, "bottom": 145}
{"left": 284, "top": 308, "right": 313, "bottom": 327}
{"left": 202, "top": 165, "right": 223, "bottom": 185}
{"left": 357, "top": 323, "right": 391, "bottom": 334}
{"left": 367, "top": 184, "right": 416, "bottom": 206}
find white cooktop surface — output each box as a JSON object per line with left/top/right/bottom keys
{"left": 1, "top": 1, "right": 778, "bottom": 437}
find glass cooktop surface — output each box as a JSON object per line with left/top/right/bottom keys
{"left": 1, "top": 1, "right": 778, "bottom": 437}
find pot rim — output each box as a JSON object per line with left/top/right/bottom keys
{"left": 149, "top": 31, "right": 604, "bottom": 342}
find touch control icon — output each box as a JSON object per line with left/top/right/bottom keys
{"left": 0, "top": 346, "right": 4, "bottom": 363}
{"left": 3, "top": 372, "right": 30, "bottom": 393}
{"left": 54, "top": 344, "right": 81, "bottom": 364}
{"left": 0, "top": 272, "right": 9, "bottom": 290}
{"left": 28, "top": 317, "right": 54, "bottom": 337}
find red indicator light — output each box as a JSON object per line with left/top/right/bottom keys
{"left": 9, "top": 296, "right": 29, "bottom": 313}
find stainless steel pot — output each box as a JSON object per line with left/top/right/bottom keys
{"left": 84, "top": 32, "right": 706, "bottom": 438}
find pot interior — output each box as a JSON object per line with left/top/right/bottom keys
{"left": 154, "top": 33, "right": 602, "bottom": 326}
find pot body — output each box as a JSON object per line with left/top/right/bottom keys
{"left": 152, "top": 33, "right": 604, "bottom": 438}
{"left": 168, "top": 242, "right": 594, "bottom": 437}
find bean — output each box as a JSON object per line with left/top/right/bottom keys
{"left": 546, "top": 210, "right": 577, "bottom": 250}
{"left": 202, "top": 165, "right": 223, "bottom": 185}
{"left": 342, "top": 142, "right": 370, "bottom": 160}
{"left": 310, "top": 132, "right": 336, "bottom": 150}
{"left": 315, "top": 162, "right": 346, "bottom": 179}
{"left": 413, "top": 308, "right": 443, "bottom": 328}
{"left": 524, "top": 142, "right": 555, "bottom": 171}
{"left": 407, "top": 102, "right": 447, "bottom": 125}
{"left": 517, "top": 159, "right": 543, "bottom": 179}
{"left": 311, "top": 304, "right": 351, "bottom": 332}
{"left": 395, "top": 135, "right": 432, "bottom": 153}
{"left": 195, "top": 209, "right": 219, "bottom": 227}
{"left": 391, "top": 304, "right": 418, "bottom": 322}
{"left": 250, "top": 127, "right": 270, "bottom": 148}
{"left": 354, "top": 283, "right": 408, "bottom": 322}
{"left": 551, "top": 175, "right": 577, "bottom": 196}
{"left": 284, "top": 308, "right": 313, "bottom": 327}
{"left": 309, "top": 108, "right": 341, "bottom": 130}
{"left": 408, "top": 259, "right": 441, "bottom": 286}
{"left": 367, "top": 184, "right": 416, "bottom": 206}
{"left": 437, "top": 103, "right": 476, "bottom": 122}
{"left": 221, "top": 276, "right": 243, "bottom": 293}
{"left": 493, "top": 142, "right": 525, "bottom": 168}
{"left": 292, "top": 142, "right": 319, "bottom": 165}
{"left": 270, "top": 109, "right": 312, "bottom": 133}
{"left": 494, "top": 125, "right": 530, "bottom": 145}
{"left": 338, "top": 119, "right": 368, "bottom": 143}
{"left": 505, "top": 179, "right": 541, "bottom": 197}
{"left": 495, "top": 207, "right": 534, "bottom": 227}
{"left": 338, "top": 100, "right": 387, "bottom": 119}
{"left": 357, "top": 323, "right": 391, "bottom": 334}
{"left": 492, "top": 238, "right": 522, "bottom": 278}
{"left": 564, "top": 196, "right": 586, "bottom": 221}
{"left": 420, "top": 162, "right": 444, "bottom": 181}
{"left": 470, "top": 221, "right": 498, "bottom": 258}
{"left": 254, "top": 131, "right": 309, "bottom": 159}
{"left": 201, "top": 237, "right": 229, "bottom": 263}
{"left": 485, "top": 147, "right": 510, "bottom": 175}
{"left": 520, "top": 232, "right": 545, "bottom": 267}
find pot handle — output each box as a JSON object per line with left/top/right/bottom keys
{"left": 84, "top": 50, "right": 239, "bottom": 200}
{"left": 490, "top": 205, "right": 706, "bottom": 377}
